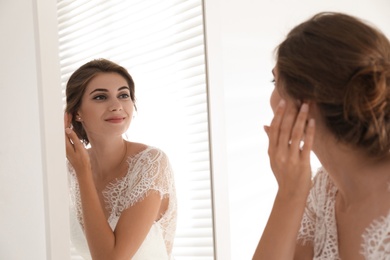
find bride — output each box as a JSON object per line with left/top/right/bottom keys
{"left": 64, "top": 58, "right": 177, "bottom": 259}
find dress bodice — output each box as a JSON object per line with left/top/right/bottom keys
{"left": 68, "top": 146, "right": 177, "bottom": 259}
{"left": 297, "top": 168, "right": 390, "bottom": 259}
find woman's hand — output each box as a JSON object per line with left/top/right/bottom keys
{"left": 64, "top": 113, "right": 91, "bottom": 175}
{"left": 64, "top": 114, "right": 166, "bottom": 260}
{"left": 253, "top": 100, "right": 315, "bottom": 260}
{"left": 265, "top": 99, "right": 315, "bottom": 199}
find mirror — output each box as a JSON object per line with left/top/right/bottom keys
{"left": 57, "top": 0, "right": 215, "bottom": 259}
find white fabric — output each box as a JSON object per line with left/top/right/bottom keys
{"left": 297, "top": 167, "right": 390, "bottom": 259}
{"left": 68, "top": 146, "right": 177, "bottom": 259}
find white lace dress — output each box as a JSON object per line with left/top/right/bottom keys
{"left": 68, "top": 146, "right": 177, "bottom": 260}
{"left": 297, "top": 167, "right": 390, "bottom": 259}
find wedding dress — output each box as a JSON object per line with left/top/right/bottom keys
{"left": 297, "top": 168, "right": 390, "bottom": 259}
{"left": 68, "top": 146, "right": 177, "bottom": 259}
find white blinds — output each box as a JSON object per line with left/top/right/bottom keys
{"left": 56, "top": 0, "right": 214, "bottom": 259}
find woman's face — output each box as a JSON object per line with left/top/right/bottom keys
{"left": 270, "top": 66, "right": 299, "bottom": 114}
{"left": 76, "top": 72, "right": 134, "bottom": 140}
{"left": 270, "top": 67, "right": 283, "bottom": 113}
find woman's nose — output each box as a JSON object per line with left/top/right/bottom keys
{"left": 109, "top": 100, "right": 122, "bottom": 112}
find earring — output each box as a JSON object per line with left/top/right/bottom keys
{"left": 76, "top": 116, "right": 82, "bottom": 121}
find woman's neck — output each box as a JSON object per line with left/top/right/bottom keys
{"left": 314, "top": 136, "right": 390, "bottom": 207}
{"left": 88, "top": 136, "right": 128, "bottom": 181}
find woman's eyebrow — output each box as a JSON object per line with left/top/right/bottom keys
{"left": 118, "top": 86, "right": 130, "bottom": 91}
{"left": 89, "top": 86, "right": 129, "bottom": 95}
{"left": 89, "top": 88, "right": 108, "bottom": 95}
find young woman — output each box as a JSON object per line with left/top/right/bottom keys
{"left": 254, "top": 12, "right": 390, "bottom": 259}
{"left": 64, "top": 59, "right": 177, "bottom": 260}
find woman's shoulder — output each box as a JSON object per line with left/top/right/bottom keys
{"left": 310, "top": 166, "right": 337, "bottom": 200}
{"left": 126, "top": 142, "right": 149, "bottom": 155}
{"left": 313, "top": 167, "right": 331, "bottom": 185}
{"left": 123, "top": 143, "right": 174, "bottom": 189}
{"left": 126, "top": 142, "right": 170, "bottom": 162}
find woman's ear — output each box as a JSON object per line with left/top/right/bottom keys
{"left": 75, "top": 113, "right": 83, "bottom": 122}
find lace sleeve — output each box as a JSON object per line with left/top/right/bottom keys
{"left": 67, "top": 160, "right": 85, "bottom": 229}
{"left": 104, "top": 147, "right": 177, "bottom": 254}
{"left": 297, "top": 167, "right": 337, "bottom": 249}
{"left": 104, "top": 147, "right": 175, "bottom": 217}
{"left": 297, "top": 168, "right": 326, "bottom": 245}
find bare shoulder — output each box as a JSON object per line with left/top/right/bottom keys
{"left": 126, "top": 142, "right": 168, "bottom": 158}
{"left": 126, "top": 141, "right": 148, "bottom": 156}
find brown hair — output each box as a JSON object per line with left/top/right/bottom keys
{"left": 276, "top": 12, "right": 390, "bottom": 157}
{"left": 65, "top": 58, "right": 136, "bottom": 145}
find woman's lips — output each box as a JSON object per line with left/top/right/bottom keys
{"left": 105, "top": 117, "right": 125, "bottom": 123}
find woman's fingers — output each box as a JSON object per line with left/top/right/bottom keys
{"left": 289, "top": 103, "right": 309, "bottom": 156}
{"left": 64, "top": 113, "right": 72, "bottom": 128}
{"left": 65, "top": 128, "right": 76, "bottom": 156}
{"left": 265, "top": 100, "right": 314, "bottom": 200}
{"left": 263, "top": 125, "right": 270, "bottom": 136}
{"left": 65, "top": 127, "right": 85, "bottom": 151}
{"left": 65, "top": 127, "right": 91, "bottom": 173}
{"left": 64, "top": 117, "right": 91, "bottom": 174}
{"left": 278, "top": 104, "right": 298, "bottom": 151}
{"left": 267, "top": 101, "right": 314, "bottom": 164}
{"left": 268, "top": 99, "right": 286, "bottom": 152}
{"left": 301, "top": 118, "right": 315, "bottom": 160}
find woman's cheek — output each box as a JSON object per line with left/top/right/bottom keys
{"left": 270, "top": 88, "right": 281, "bottom": 113}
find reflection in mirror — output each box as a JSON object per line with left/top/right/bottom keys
{"left": 57, "top": 0, "right": 214, "bottom": 259}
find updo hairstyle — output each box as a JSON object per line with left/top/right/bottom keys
{"left": 276, "top": 12, "right": 390, "bottom": 157}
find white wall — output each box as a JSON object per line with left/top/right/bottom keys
{"left": 205, "top": 1, "right": 390, "bottom": 259}
{"left": 0, "top": 0, "right": 69, "bottom": 259}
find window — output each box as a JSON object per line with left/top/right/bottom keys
{"left": 57, "top": 0, "right": 214, "bottom": 259}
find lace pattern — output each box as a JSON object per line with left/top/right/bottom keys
{"left": 361, "top": 213, "right": 390, "bottom": 259}
{"left": 68, "top": 146, "right": 177, "bottom": 256}
{"left": 297, "top": 168, "right": 339, "bottom": 259}
{"left": 297, "top": 167, "right": 390, "bottom": 259}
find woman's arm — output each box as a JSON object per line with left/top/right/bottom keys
{"left": 79, "top": 173, "right": 163, "bottom": 260}
{"left": 294, "top": 243, "right": 314, "bottom": 260}
{"left": 253, "top": 100, "right": 315, "bottom": 260}
{"left": 65, "top": 126, "right": 164, "bottom": 260}
{"left": 253, "top": 192, "right": 310, "bottom": 260}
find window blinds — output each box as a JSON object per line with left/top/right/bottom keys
{"left": 56, "top": 0, "right": 214, "bottom": 259}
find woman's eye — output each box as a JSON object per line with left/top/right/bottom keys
{"left": 271, "top": 78, "right": 276, "bottom": 85}
{"left": 119, "top": 93, "right": 130, "bottom": 99}
{"left": 93, "top": 95, "right": 106, "bottom": 100}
